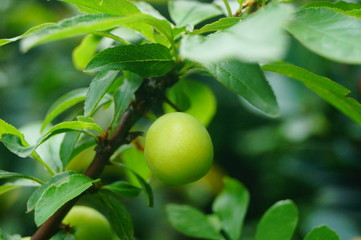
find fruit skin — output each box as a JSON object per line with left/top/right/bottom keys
{"left": 62, "top": 206, "right": 113, "bottom": 240}
{"left": 144, "top": 112, "right": 213, "bottom": 185}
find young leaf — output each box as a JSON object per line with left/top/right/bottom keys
{"left": 41, "top": 88, "right": 88, "bottom": 131}
{"left": 0, "top": 23, "right": 55, "bottom": 47}
{"left": 33, "top": 171, "right": 97, "bottom": 226}
{"left": 168, "top": 0, "right": 223, "bottom": 27}
{"left": 85, "top": 44, "right": 175, "bottom": 77}
{"left": 96, "top": 192, "right": 134, "bottom": 240}
{"left": 204, "top": 60, "right": 279, "bottom": 117}
{"left": 212, "top": 177, "right": 250, "bottom": 240}
{"left": 166, "top": 204, "right": 222, "bottom": 240}
{"left": 58, "top": 0, "right": 140, "bottom": 15}
{"left": 2, "top": 120, "right": 102, "bottom": 158}
{"left": 255, "top": 200, "right": 298, "bottom": 240}
{"left": 180, "top": 3, "right": 294, "bottom": 63}
{"left": 262, "top": 61, "right": 361, "bottom": 125}
{"left": 84, "top": 71, "right": 119, "bottom": 117}
{"left": 191, "top": 17, "right": 241, "bottom": 35}
{"left": 164, "top": 79, "right": 217, "bottom": 126}
{"left": 0, "top": 170, "right": 43, "bottom": 184}
{"left": 304, "top": 225, "right": 341, "bottom": 240}
{"left": 112, "top": 73, "right": 142, "bottom": 129}
{"left": 20, "top": 13, "right": 174, "bottom": 52}
{"left": 73, "top": 35, "right": 101, "bottom": 70}
{"left": 101, "top": 181, "right": 141, "bottom": 198}
{"left": 287, "top": 7, "right": 361, "bottom": 64}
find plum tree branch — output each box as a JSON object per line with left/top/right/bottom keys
{"left": 31, "top": 73, "right": 178, "bottom": 240}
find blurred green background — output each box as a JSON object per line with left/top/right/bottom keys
{"left": 0, "top": 0, "right": 360, "bottom": 239}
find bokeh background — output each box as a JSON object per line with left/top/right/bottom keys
{"left": 1, "top": 0, "right": 360, "bottom": 239}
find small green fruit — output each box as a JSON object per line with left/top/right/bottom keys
{"left": 62, "top": 206, "right": 113, "bottom": 240}
{"left": 144, "top": 112, "right": 213, "bottom": 185}
{"left": 65, "top": 147, "right": 95, "bottom": 173}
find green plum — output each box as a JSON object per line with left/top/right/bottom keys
{"left": 144, "top": 112, "right": 213, "bottom": 185}
{"left": 65, "top": 147, "right": 96, "bottom": 173}
{"left": 62, "top": 206, "right": 113, "bottom": 240}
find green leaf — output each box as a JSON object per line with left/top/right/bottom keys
{"left": 164, "top": 79, "right": 216, "bottom": 126}
{"left": 115, "top": 162, "right": 153, "bottom": 207}
{"left": 2, "top": 120, "right": 102, "bottom": 158}
{"left": 33, "top": 171, "right": 96, "bottom": 226}
{"left": 27, "top": 171, "right": 73, "bottom": 212}
{"left": 287, "top": 7, "right": 361, "bottom": 64}
{"left": 58, "top": 0, "right": 140, "bottom": 15}
{"left": 96, "top": 192, "right": 134, "bottom": 240}
{"left": 112, "top": 72, "right": 142, "bottom": 129}
{"left": 0, "top": 185, "right": 19, "bottom": 196}
{"left": 300, "top": 1, "right": 361, "bottom": 13}
{"left": 256, "top": 200, "right": 298, "bottom": 240}
{"left": 42, "top": 120, "right": 102, "bottom": 141}
{"left": 133, "top": 1, "right": 167, "bottom": 20}
{"left": 169, "top": 0, "right": 223, "bottom": 27}
{"left": 101, "top": 181, "right": 141, "bottom": 198}
{"left": 0, "top": 179, "right": 40, "bottom": 196}
{"left": 204, "top": 60, "right": 279, "bottom": 117}
{"left": 1, "top": 135, "right": 36, "bottom": 159}
{"left": 192, "top": 17, "right": 241, "bottom": 35}
{"left": 41, "top": 88, "right": 88, "bottom": 131}
{"left": 0, "top": 119, "right": 27, "bottom": 145}
{"left": 0, "top": 170, "right": 42, "bottom": 184}
{"left": 0, "top": 23, "right": 55, "bottom": 47}
{"left": 304, "top": 225, "right": 341, "bottom": 240}
{"left": 166, "top": 204, "right": 222, "bottom": 240}
{"left": 0, "top": 178, "right": 40, "bottom": 196}
{"left": 0, "top": 119, "right": 55, "bottom": 175}
{"left": 73, "top": 35, "right": 101, "bottom": 70}
{"left": 262, "top": 61, "right": 361, "bottom": 125}
{"left": 20, "top": 13, "right": 174, "bottom": 52}
{"left": 212, "top": 177, "right": 249, "bottom": 240}
{"left": 85, "top": 44, "right": 175, "bottom": 77}
{"left": 84, "top": 71, "right": 119, "bottom": 116}
{"left": 60, "top": 132, "right": 96, "bottom": 169}
{"left": 180, "top": 3, "right": 293, "bottom": 63}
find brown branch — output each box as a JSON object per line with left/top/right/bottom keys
{"left": 31, "top": 73, "right": 178, "bottom": 240}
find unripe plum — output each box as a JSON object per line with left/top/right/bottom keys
{"left": 62, "top": 206, "right": 113, "bottom": 240}
{"left": 144, "top": 112, "right": 213, "bottom": 185}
